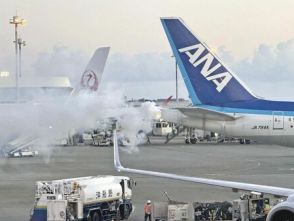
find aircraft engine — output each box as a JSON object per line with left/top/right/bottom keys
{"left": 266, "top": 195, "right": 294, "bottom": 221}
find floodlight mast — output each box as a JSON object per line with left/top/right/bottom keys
{"left": 171, "top": 55, "right": 178, "bottom": 102}
{"left": 9, "top": 15, "right": 26, "bottom": 102}
{"left": 18, "top": 38, "right": 26, "bottom": 78}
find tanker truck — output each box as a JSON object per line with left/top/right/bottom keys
{"left": 30, "top": 175, "right": 135, "bottom": 221}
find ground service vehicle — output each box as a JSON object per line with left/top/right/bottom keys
{"left": 92, "top": 134, "right": 113, "bottom": 147}
{"left": 153, "top": 201, "right": 194, "bottom": 221}
{"left": 152, "top": 120, "right": 173, "bottom": 136}
{"left": 8, "top": 150, "right": 39, "bottom": 158}
{"left": 232, "top": 193, "right": 270, "bottom": 221}
{"left": 30, "top": 175, "right": 135, "bottom": 221}
{"left": 153, "top": 193, "right": 270, "bottom": 221}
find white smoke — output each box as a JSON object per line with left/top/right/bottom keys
{"left": 0, "top": 85, "right": 159, "bottom": 159}
{"left": 32, "top": 46, "right": 88, "bottom": 86}
{"left": 0, "top": 46, "right": 163, "bottom": 160}
{"left": 116, "top": 101, "right": 159, "bottom": 153}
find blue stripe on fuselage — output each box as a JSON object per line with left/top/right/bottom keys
{"left": 201, "top": 99, "right": 294, "bottom": 115}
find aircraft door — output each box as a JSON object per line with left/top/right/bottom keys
{"left": 273, "top": 111, "right": 284, "bottom": 129}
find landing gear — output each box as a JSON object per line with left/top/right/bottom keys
{"left": 190, "top": 137, "right": 197, "bottom": 144}
{"left": 185, "top": 137, "right": 190, "bottom": 144}
{"left": 240, "top": 139, "right": 251, "bottom": 144}
{"left": 185, "top": 136, "right": 197, "bottom": 144}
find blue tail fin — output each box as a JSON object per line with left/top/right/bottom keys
{"left": 161, "top": 18, "right": 256, "bottom": 106}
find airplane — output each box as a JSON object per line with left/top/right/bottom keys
{"left": 75, "top": 47, "right": 110, "bottom": 93}
{"left": 159, "top": 17, "right": 294, "bottom": 147}
{"left": 112, "top": 129, "right": 294, "bottom": 221}
{"left": 0, "top": 47, "right": 110, "bottom": 149}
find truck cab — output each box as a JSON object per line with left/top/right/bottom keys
{"left": 118, "top": 177, "right": 135, "bottom": 219}
{"left": 152, "top": 120, "right": 173, "bottom": 136}
{"left": 232, "top": 193, "right": 270, "bottom": 221}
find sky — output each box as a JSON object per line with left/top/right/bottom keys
{"left": 1, "top": 0, "right": 294, "bottom": 100}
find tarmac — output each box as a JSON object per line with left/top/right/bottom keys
{"left": 1, "top": 137, "right": 294, "bottom": 221}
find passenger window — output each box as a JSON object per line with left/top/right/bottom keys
{"left": 102, "top": 190, "right": 106, "bottom": 198}
{"left": 108, "top": 189, "right": 113, "bottom": 197}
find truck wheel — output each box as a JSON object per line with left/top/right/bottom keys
{"left": 191, "top": 138, "right": 197, "bottom": 144}
{"left": 124, "top": 205, "right": 131, "bottom": 219}
{"left": 115, "top": 209, "right": 121, "bottom": 221}
{"left": 92, "top": 212, "right": 100, "bottom": 221}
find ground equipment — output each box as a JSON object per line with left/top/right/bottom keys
{"left": 30, "top": 175, "right": 135, "bottom": 221}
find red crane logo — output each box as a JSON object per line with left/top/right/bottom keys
{"left": 80, "top": 70, "right": 99, "bottom": 91}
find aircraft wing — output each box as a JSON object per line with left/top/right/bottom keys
{"left": 113, "top": 130, "right": 294, "bottom": 197}
{"left": 175, "top": 107, "right": 239, "bottom": 121}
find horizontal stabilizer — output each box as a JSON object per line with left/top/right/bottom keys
{"left": 176, "top": 107, "right": 239, "bottom": 121}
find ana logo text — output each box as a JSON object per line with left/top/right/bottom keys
{"left": 179, "top": 44, "right": 232, "bottom": 92}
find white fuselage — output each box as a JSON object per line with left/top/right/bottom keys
{"left": 162, "top": 108, "right": 294, "bottom": 146}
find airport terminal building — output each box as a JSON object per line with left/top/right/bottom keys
{"left": 0, "top": 75, "right": 73, "bottom": 102}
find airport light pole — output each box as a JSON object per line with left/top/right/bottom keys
{"left": 18, "top": 38, "right": 26, "bottom": 78}
{"left": 9, "top": 15, "right": 26, "bottom": 102}
{"left": 171, "top": 55, "right": 178, "bottom": 102}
